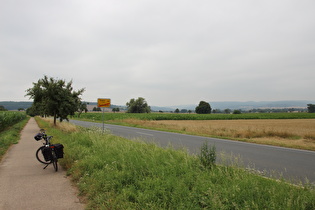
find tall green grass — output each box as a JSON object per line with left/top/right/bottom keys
{"left": 73, "top": 112, "right": 315, "bottom": 122}
{"left": 0, "top": 111, "right": 27, "bottom": 131}
{"left": 0, "top": 116, "right": 30, "bottom": 160}
{"left": 36, "top": 118, "right": 315, "bottom": 209}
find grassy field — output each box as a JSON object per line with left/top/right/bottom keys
{"left": 36, "top": 117, "right": 315, "bottom": 209}
{"left": 72, "top": 112, "right": 315, "bottom": 151}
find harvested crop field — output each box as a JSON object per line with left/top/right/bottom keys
{"left": 122, "top": 119, "right": 315, "bottom": 151}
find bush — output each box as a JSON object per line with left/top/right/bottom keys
{"left": 233, "top": 110, "right": 242, "bottom": 114}
{"left": 199, "top": 142, "right": 216, "bottom": 169}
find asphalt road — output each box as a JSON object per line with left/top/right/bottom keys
{"left": 70, "top": 119, "right": 315, "bottom": 184}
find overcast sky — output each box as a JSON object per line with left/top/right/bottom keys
{"left": 1, "top": 0, "right": 314, "bottom": 106}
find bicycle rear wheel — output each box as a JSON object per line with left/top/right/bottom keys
{"left": 36, "top": 146, "right": 51, "bottom": 164}
{"left": 52, "top": 151, "right": 58, "bottom": 172}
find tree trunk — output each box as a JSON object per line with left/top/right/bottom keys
{"left": 53, "top": 112, "right": 57, "bottom": 126}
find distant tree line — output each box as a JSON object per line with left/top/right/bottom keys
{"left": 92, "top": 107, "right": 121, "bottom": 112}
{"left": 91, "top": 101, "right": 313, "bottom": 114}
{"left": 93, "top": 107, "right": 102, "bottom": 111}
{"left": 0, "top": 102, "right": 32, "bottom": 111}
{"left": 212, "top": 108, "right": 308, "bottom": 114}
{"left": 11, "top": 78, "right": 315, "bottom": 120}
{"left": 173, "top": 109, "right": 193, "bottom": 114}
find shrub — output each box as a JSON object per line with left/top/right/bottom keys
{"left": 233, "top": 110, "right": 242, "bottom": 114}
{"left": 199, "top": 142, "right": 216, "bottom": 169}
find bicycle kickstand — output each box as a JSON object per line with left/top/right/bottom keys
{"left": 43, "top": 164, "right": 49, "bottom": 169}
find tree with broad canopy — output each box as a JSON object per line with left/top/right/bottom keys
{"left": 126, "top": 97, "right": 151, "bottom": 113}
{"left": 25, "top": 76, "right": 85, "bottom": 125}
{"left": 307, "top": 104, "right": 315, "bottom": 113}
{"left": 195, "top": 101, "right": 212, "bottom": 114}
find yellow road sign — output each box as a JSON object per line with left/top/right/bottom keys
{"left": 97, "top": 98, "right": 111, "bottom": 107}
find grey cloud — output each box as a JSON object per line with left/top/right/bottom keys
{"left": 1, "top": 0, "right": 314, "bottom": 105}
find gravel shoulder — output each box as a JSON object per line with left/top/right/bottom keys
{"left": 0, "top": 118, "right": 85, "bottom": 210}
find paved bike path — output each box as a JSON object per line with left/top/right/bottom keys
{"left": 0, "top": 118, "right": 85, "bottom": 210}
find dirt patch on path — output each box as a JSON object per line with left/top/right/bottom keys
{"left": 0, "top": 118, "right": 85, "bottom": 210}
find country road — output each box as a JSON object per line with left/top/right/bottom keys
{"left": 70, "top": 119, "right": 315, "bottom": 184}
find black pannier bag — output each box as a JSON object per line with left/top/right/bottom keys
{"left": 34, "top": 133, "right": 43, "bottom": 141}
{"left": 41, "top": 147, "right": 52, "bottom": 161}
{"left": 53, "top": 144, "right": 64, "bottom": 159}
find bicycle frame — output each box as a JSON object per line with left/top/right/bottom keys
{"left": 35, "top": 131, "right": 58, "bottom": 172}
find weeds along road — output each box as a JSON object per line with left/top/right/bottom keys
{"left": 70, "top": 120, "right": 315, "bottom": 184}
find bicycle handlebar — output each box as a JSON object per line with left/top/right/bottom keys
{"left": 43, "top": 135, "right": 53, "bottom": 145}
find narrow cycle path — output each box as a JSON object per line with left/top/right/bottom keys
{"left": 0, "top": 118, "right": 85, "bottom": 210}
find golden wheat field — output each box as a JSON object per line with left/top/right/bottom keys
{"left": 122, "top": 119, "right": 315, "bottom": 151}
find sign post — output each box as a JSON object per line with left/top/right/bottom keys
{"left": 97, "top": 98, "right": 111, "bottom": 133}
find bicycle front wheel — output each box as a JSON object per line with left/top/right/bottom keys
{"left": 36, "top": 146, "right": 51, "bottom": 164}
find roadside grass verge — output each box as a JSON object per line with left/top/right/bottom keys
{"left": 0, "top": 116, "right": 30, "bottom": 161}
{"left": 36, "top": 117, "right": 315, "bottom": 209}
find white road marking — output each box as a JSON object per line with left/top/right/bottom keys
{"left": 136, "top": 132, "right": 154, "bottom": 136}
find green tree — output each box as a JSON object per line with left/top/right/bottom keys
{"left": 0, "top": 105, "right": 7, "bottom": 111}
{"left": 175, "top": 108, "right": 180, "bottom": 113}
{"left": 212, "top": 109, "right": 222, "bottom": 113}
{"left": 77, "top": 102, "right": 88, "bottom": 117}
{"left": 126, "top": 97, "right": 151, "bottom": 113}
{"left": 112, "top": 107, "right": 120, "bottom": 113}
{"left": 93, "top": 107, "right": 101, "bottom": 111}
{"left": 233, "top": 109, "right": 241, "bottom": 114}
{"left": 224, "top": 109, "right": 231, "bottom": 114}
{"left": 25, "top": 76, "right": 85, "bottom": 125}
{"left": 195, "top": 101, "right": 211, "bottom": 114}
{"left": 307, "top": 104, "right": 315, "bottom": 113}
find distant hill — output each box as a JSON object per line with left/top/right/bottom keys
{"left": 0, "top": 101, "right": 125, "bottom": 111}
{"left": 210, "top": 100, "right": 314, "bottom": 110}
{"left": 1, "top": 100, "right": 314, "bottom": 111}
{"left": 153, "top": 100, "right": 315, "bottom": 111}
{"left": 0, "top": 101, "right": 33, "bottom": 110}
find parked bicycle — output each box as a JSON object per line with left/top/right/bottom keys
{"left": 34, "top": 129, "right": 64, "bottom": 172}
